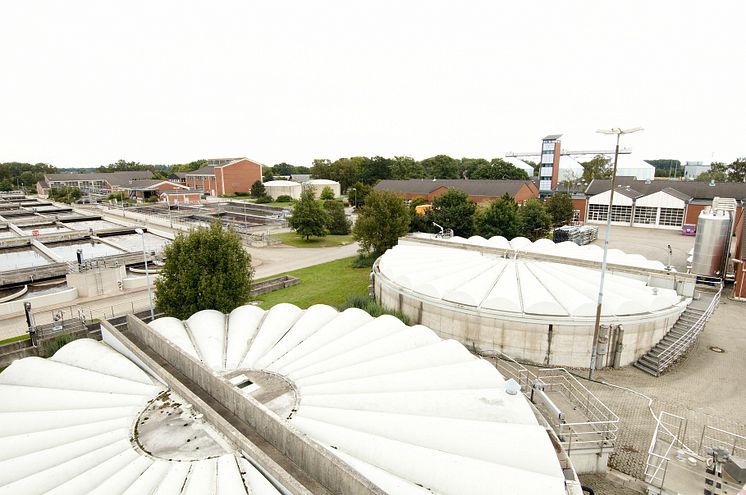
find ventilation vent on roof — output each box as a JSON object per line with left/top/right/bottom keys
{"left": 645, "top": 179, "right": 651, "bottom": 184}
{"left": 709, "top": 179, "right": 715, "bottom": 186}
{"left": 625, "top": 185, "right": 631, "bottom": 190}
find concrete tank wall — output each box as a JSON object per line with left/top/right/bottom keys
{"left": 264, "top": 181, "right": 302, "bottom": 200}
{"left": 375, "top": 275, "right": 685, "bottom": 369}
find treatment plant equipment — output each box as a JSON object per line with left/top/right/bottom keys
{"left": 690, "top": 207, "right": 734, "bottom": 279}
{"left": 0, "top": 304, "right": 585, "bottom": 494}
{"left": 373, "top": 234, "right": 702, "bottom": 370}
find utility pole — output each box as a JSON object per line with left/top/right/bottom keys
{"left": 589, "top": 127, "right": 643, "bottom": 380}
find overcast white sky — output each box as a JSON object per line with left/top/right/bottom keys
{"left": 1, "top": 1, "right": 744, "bottom": 168}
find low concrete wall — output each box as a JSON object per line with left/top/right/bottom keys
{"left": 122, "top": 274, "right": 159, "bottom": 290}
{"left": 250, "top": 275, "right": 300, "bottom": 297}
{"left": 122, "top": 315, "right": 384, "bottom": 495}
{"left": 0, "top": 287, "right": 78, "bottom": 318}
{"left": 67, "top": 266, "right": 127, "bottom": 297}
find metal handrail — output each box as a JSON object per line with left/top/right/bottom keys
{"left": 484, "top": 351, "right": 618, "bottom": 452}
{"left": 657, "top": 285, "right": 721, "bottom": 369}
{"left": 644, "top": 411, "right": 687, "bottom": 487}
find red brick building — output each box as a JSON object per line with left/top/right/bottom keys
{"left": 185, "top": 158, "right": 262, "bottom": 196}
{"left": 159, "top": 190, "right": 203, "bottom": 204}
{"left": 374, "top": 179, "right": 540, "bottom": 204}
{"left": 127, "top": 179, "right": 189, "bottom": 200}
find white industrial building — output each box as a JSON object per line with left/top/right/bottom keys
{"left": 304, "top": 178, "right": 341, "bottom": 198}
{"left": 503, "top": 157, "right": 535, "bottom": 176}
{"left": 263, "top": 180, "right": 302, "bottom": 200}
{"left": 557, "top": 155, "right": 585, "bottom": 182}
{"left": 610, "top": 154, "right": 656, "bottom": 180}
{"left": 0, "top": 304, "right": 576, "bottom": 495}
{"left": 374, "top": 235, "right": 692, "bottom": 369}
{"left": 586, "top": 186, "right": 691, "bottom": 229}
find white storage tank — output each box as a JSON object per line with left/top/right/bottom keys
{"left": 691, "top": 209, "right": 732, "bottom": 277}
{"left": 304, "top": 179, "right": 341, "bottom": 198}
{"left": 373, "top": 236, "right": 689, "bottom": 369}
{"left": 263, "top": 180, "right": 302, "bottom": 200}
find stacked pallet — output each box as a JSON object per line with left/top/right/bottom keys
{"left": 552, "top": 225, "right": 599, "bottom": 246}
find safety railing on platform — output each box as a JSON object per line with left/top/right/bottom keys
{"left": 657, "top": 284, "right": 721, "bottom": 371}
{"left": 480, "top": 349, "right": 618, "bottom": 454}
{"left": 644, "top": 411, "right": 687, "bottom": 488}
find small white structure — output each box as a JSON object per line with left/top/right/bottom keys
{"left": 614, "top": 155, "right": 656, "bottom": 180}
{"left": 503, "top": 157, "right": 535, "bottom": 176}
{"left": 304, "top": 178, "right": 341, "bottom": 198}
{"left": 263, "top": 180, "right": 302, "bottom": 200}
{"left": 557, "top": 155, "right": 585, "bottom": 182}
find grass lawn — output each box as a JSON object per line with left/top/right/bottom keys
{"left": 0, "top": 334, "right": 29, "bottom": 346}
{"left": 274, "top": 232, "right": 355, "bottom": 248}
{"left": 254, "top": 256, "right": 369, "bottom": 310}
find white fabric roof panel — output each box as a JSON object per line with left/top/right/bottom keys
{"left": 150, "top": 304, "right": 567, "bottom": 494}
{"left": 0, "top": 340, "right": 281, "bottom": 494}
{"left": 385, "top": 237, "right": 683, "bottom": 319}
{"left": 0, "top": 304, "right": 569, "bottom": 495}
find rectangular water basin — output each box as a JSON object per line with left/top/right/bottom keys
{"left": 44, "top": 240, "right": 124, "bottom": 262}
{"left": 0, "top": 247, "right": 51, "bottom": 270}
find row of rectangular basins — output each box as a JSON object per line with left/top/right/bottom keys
{"left": 0, "top": 219, "right": 170, "bottom": 271}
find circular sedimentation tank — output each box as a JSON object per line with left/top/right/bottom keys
{"left": 373, "top": 235, "right": 689, "bottom": 368}
{"left": 0, "top": 303, "right": 568, "bottom": 495}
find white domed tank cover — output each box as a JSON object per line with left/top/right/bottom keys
{"left": 147, "top": 303, "right": 567, "bottom": 494}
{"left": 380, "top": 241, "right": 680, "bottom": 317}
{"left": 304, "top": 179, "right": 341, "bottom": 198}
{"left": 0, "top": 305, "right": 568, "bottom": 495}
{"left": 381, "top": 236, "right": 688, "bottom": 367}
{"left": 263, "top": 180, "right": 302, "bottom": 200}
{"left": 0, "top": 338, "right": 282, "bottom": 494}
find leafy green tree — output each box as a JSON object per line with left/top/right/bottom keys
{"left": 470, "top": 158, "right": 529, "bottom": 180}
{"left": 545, "top": 192, "right": 574, "bottom": 226}
{"left": 352, "top": 190, "right": 409, "bottom": 255}
{"left": 170, "top": 159, "right": 207, "bottom": 173}
{"left": 289, "top": 188, "right": 329, "bottom": 240}
{"left": 250, "top": 180, "right": 266, "bottom": 198}
{"left": 431, "top": 188, "right": 477, "bottom": 237}
{"left": 320, "top": 186, "right": 335, "bottom": 200}
{"left": 154, "top": 221, "right": 254, "bottom": 319}
{"left": 390, "top": 156, "right": 424, "bottom": 179}
{"left": 48, "top": 186, "right": 81, "bottom": 204}
{"left": 477, "top": 194, "right": 521, "bottom": 239}
{"left": 310, "top": 159, "right": 333, "bottom": 179}
{"left": 408, "top": 197, "right": 434, "bottom": 233}
{"left": 324, "top": 200, "right": 351, "bottom": 235}
{"left": 459, "top": 158, "right": 489, "bottom": 179}
{"left": 518, "top": 198, "right": 552, "bottom": 241}
{"left": 272, "top": 162, "right": 294, "bottom": 176}
{"left": 360, "top": 156, "right": 392, "bottom": 184}
{"left": 347, "top": 181, "right": 372, "bottom": 207}
{"left": 581, "top": 155, "right": 612, "bottom": 182}
{"left": 421, "top": 155, "right": 459, "bottom": 179}
{"left": 262, "top": 169, "right": 274, "bottom": 182}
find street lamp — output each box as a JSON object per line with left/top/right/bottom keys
{"left": 349, "top": 187, "right": 357, "bottom": 208}
{"left": 135, "top": 228, "right": 155, "bottom": 321}
{"left": 588, "top": 127, "right": 643, "bottom": 379}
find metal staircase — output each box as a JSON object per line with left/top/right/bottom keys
{"left": 634, "top": 287, "right": 721, "bottom": 376}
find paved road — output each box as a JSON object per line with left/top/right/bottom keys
{"left": 592, "top": 225, "right": 695, "bottom": 271}
{"left": 249, "top": 242, "right": 359, "bottom": 279}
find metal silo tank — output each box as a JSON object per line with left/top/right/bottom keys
{"left": 691, "top": 210, "right": 731, "bottom": 276}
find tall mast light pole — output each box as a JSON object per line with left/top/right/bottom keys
{"left": 588, "top": 127, "right": 643, "bottom": 380}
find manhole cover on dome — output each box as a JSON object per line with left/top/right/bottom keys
{"left": 709, "top": 346, "right": 725, "bottom": 353}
